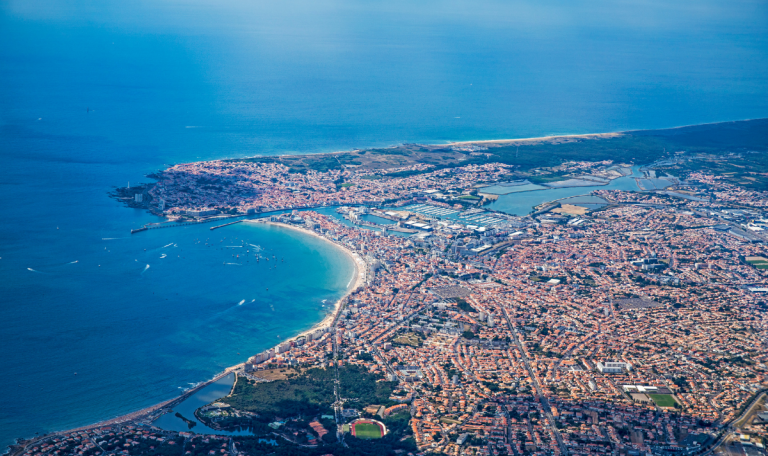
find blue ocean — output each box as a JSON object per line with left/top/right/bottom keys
{"left": 1, "top": 0, "right": 767, "bottom": 448}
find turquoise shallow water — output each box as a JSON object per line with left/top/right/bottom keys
{"left": 0, "top": 218, "right": 354, "bottom": 446}
{"left": 1, "top": 0, "right": 767, "bottom": 449}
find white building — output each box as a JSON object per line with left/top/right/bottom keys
{"left": 248, "top": 349, "right": 274, "bottom": 367}
{"left": 275, "top": 342, "right": 291, "bottom": 354}
{"left": 597, "top": 361, "right": 632, "bottom": 374}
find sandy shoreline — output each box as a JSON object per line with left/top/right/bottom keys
{"left": 241, "top": 219, "right": 366, "bottom": 344}
{"left": 448, "top": 132, "right": 623, "bottom": 146}
{"left": 231, "top": 131, "right": 627, "bottom": 162}
{"left": 8, "top": 219, "right": 365, "bottom": 452}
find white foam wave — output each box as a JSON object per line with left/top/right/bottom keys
{"left": 159, "top": 254, "right": 167, "bottom": 259}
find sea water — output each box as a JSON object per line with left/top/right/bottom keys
{"left": 2, "top": 0, "right": 768, "bottom": 448}
{"left": 0, "top": 214, "right": 355, "bottom": 445}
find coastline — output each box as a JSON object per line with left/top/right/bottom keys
{"left": 210, "top": 118, "right": 766, "bottom": 165}
{"left": 6, "top": 218, "right": 365, "bottom": 456}
{"left": 6, "top": 368, "right": 237, "bottom": 456}
{"left": 10, "top": 117, "right": 768, "bottom": 455}
{"left": 447, "top": 132, "right": 624, "bottom": 146}
{"left": 240, "top": 131, "right": 627, "bottom": 161}
{"left": 7, "top": 125, "right": 665, "bottom": 451}
{"left": 241, "top": 219, "right": 366, "bottom": 344}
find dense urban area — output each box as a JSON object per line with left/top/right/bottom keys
{"left": 13, "top": 123, "right": 768, "bottom": 456}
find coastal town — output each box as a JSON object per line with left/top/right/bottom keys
{"left": 12, "top": 147, "right": 768, "bottom": 456}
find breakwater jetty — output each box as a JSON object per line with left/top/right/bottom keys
{"left": 130, "top": 216, "right": 244, "bottom": 234}
{"left": 210, "top": 220, "right": 243, "bottom": 230}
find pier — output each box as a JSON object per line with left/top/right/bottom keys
{"left": 129, "top": 215, "right": 243, "bottom": 234}
{"left": 210, "top": 220, "right": 243, "bottom": 230}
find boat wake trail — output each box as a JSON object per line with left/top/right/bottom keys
{"left": 162, "top": 243, "right": 174, "bottom": 248}
{"left": 238, "top": 299, "right": 246, "bottom": 306}
{"left": 28, "top": 260, "right": 80, "bottom": 273}
{"left": 225, "top": 262, "right": 242, "bottom": 266}
{"left": 141, "top": 264, "right": 150, "bottom": 275}
{"left": 159, "top": 254, "right": 167, "bottom": 259}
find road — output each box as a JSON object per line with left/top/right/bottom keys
{"left": 700, "top": 389, "right": 767, "bottom": 456}
{"left": 331, "top": 327, "right": 344, "bottom": 443}
{"left": 501, "top": 306, "right": 569, "bottom": 456}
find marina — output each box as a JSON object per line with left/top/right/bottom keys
{"left": 401, "top": 204, "right": 510, "bottom": 228}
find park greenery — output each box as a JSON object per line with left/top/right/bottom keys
{"left": 223, "top": 365, "right": 397, "bottom": 420}
{"left": 455, "top": 298, "right": 476, "bottom": 313}
{"left": 192, "top": 372, "right": 415, "bottom": 456}
{"left": 392, "top": 331, "right": 423, "bottom": 347}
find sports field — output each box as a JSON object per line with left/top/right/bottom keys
{"left": 353, "top": 422, "right": 383, "bottom": 439}
{"left": 649, "top": 394, "right": 677, "bottom": 407}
